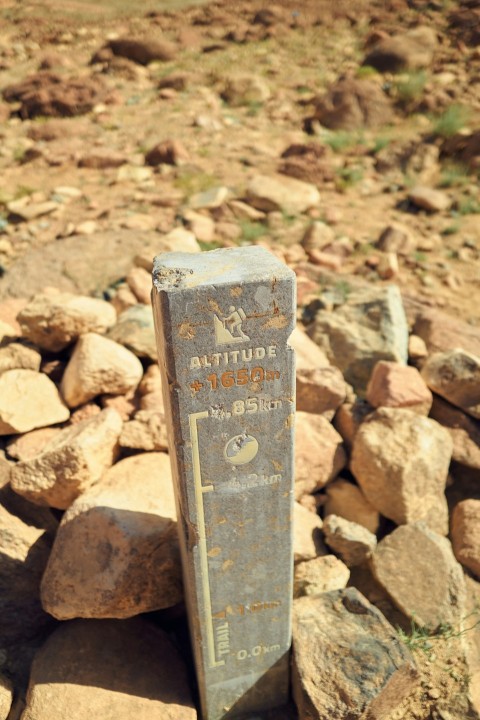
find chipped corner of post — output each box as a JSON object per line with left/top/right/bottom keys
{"left": 152, "top": 255, "right": 194, "bottom": 293}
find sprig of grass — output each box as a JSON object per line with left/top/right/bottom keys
{"left": 432, "top": 104, "right": 470, "bottom": 139}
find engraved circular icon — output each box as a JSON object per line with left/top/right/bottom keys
{"left": 224, "top": 433, "right": 259, "bottom": 465}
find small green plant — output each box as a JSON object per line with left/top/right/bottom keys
{"left": 239, "top": 220, "right": 267, "bottom": 243}
{"left": 371, "top": 135, "right": 391, "bottom": 155}
{"left": 12, "top": 146, "right": 27, "bottom": 163}
{"left": 356, "top": 65, "right": 378, "bottom": 79}
{"left": 432, "top": 104, "right": 470, "bottom": 139}
{"left": 174, "top": 169, "right": 218, "bottom": 196}
{"left": 198, "top": 240, "right": 222, "bottom": 252}
{"left": 395, "top": 70, "right": 427, "bottom": 106}
{"left": 335, "top": 165, "right": 364, "bottom": 191}
{"left": 457, "top": 197, "right": 480, "bottom": 215}
{"left": 398, "top": 611, "right": 480, "bottom": 661}
{"left": 323, "top": 130, "right": 364, "bottom": 154}
{"left": 14, "top": 185, "right": 35, "bottom": 199}
{"left": 441, "top": 222, "right": 460, "bottom": 236}
{"left": 246, "top": 101, "right": 264, "bottom": 117}
{"left": 438, "top": 162, "right": 471, "bottom": 188}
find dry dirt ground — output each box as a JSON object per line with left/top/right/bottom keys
{"left": 0, "top": 1, "right": 479, "bottom": 718}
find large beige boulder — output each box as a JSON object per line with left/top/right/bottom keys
{"left": 0, "top": 369, "right": 69, "bottom": 435}
{"left": 451, "top": 500, "right": 480, "bottom": 579}
{"left": 41, "top": 453, "right": 182, "bottom": 618}
{"left": 421, "top": 349, "right": 480, "bottom": 419}
{"left": 246, "top": 174, "right": 320, "bottom": 215}
{"left": 351, "top": 408, "right": 452, "bottom": 534}
{"left": 18, "top": 292, "right": 117, "bottom": 352}
{"left": 295, "top": 412, "right": 346, "bottom": 499}
{"left": 324, "top": 478, "right": 380, "bottom": 534}
{"left": 292, "top": 588, "right": 417, "bottom": 720}
{"left": 21, "top": 619, "right": 196, "bottom": 720}
{"left": 371, "top": 523, "right": 466, "bottom": 631}
{"left": 10, "top": 408, "right": 122, "bottom": 509}
{"left": 61, "top": 332, "right": 143, "bottom": 408}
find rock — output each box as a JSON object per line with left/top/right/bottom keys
{"left": 408, "top": 334, "right": 428, "bottom": 363}
{"left": 99, "top": 37, "right": 177, "bottom": 65}
{"left": 7, "top": 199, "right": 59, "bottom": 221}
{"left": 301, "top": 221, "right": 335, "bottom": 254}
{"left": 324, "top": 478, "right": 380, "bottom": 534}
{"left": 182, "top": 209, "right": 215, "bottom": 242}
{"left": 366, "top": 360, "right": 432, "bottom": 415}
{"left": 107, "top": 304, "right": 157, "bottom": 360}
{"left": 21, "top": 618, "right": 196, "bottom": 720}
{"left": 295, "top": 412, "right": 346, "bottom": 499}
{"left": 323, "top": 514, "right": 377, "bottom": 568}
{"left": 408, "top": 186, "right": 451, "bottom": 212}
{"left": 221, "top": 73, "right": 271, "bottom": 106}
{"left": 145, "top": 139, "right": 189, "bottom": 166}
{"left": 413, "top": 308, "right": 480, "bottom": 357}
{"left": 279, "top": 143, "right": 335, "bottom": 186}
{"left": 2, "top": 72, "right": 112, "bottom": 119}
{"left": 294, "top": 555, "right": 350, "bottom": 598}
{"left": 289, "top": 326, "right": 329, "bottom": 369}
{"left": 371, "top": 523, "right": 466, "bottom": 630}
{"left": 0, "top": 342, "right": 41, "bottom": 375}
{"left": 116, "top": 165, "right": 153, "bottom": 183}
{"left": 189, "top": 186, "right": 229, "bottom": 211}
{"left": 307, "top": 284, "right": 409, "bottom": 393}
{"left": 0, "top": 676, "right": 12, "bottom": 720}
{"left": 451, "top": 500, "right": 480, "bottom": 579}
{"left": 139, "top": 363, "right": 164, "bottom": 412}
{"left": 10, "top": 408, "right": 122, "bottom": 509}
{"left": 246, "top": 174, "right": 320, "bottom": 215}
{"left": 0, "top": 297, "right": 26, "bottom": 334}
{"left": 101, "top": 389, "right": 138, "bottom": 420}
{"left": 111, "top": 284, "right": 138, "bottom": 314}
{"left": 41, "top": 453, "right": 182, "bottom": 618}
{"left": 363, "top": 26, "right": 437, "bottom": 73}
{"left": 18, "top": 292, "right": 117, "bottom": 352}
{"left": 430, "top": 395, "right": 480, "bottom": 469}
{"left": 119, "top": 410, "right": 168, "bottom": 451}
{"left": 294, "top": 502, "right": 324, "bottom": 563}
{"left": 333, "top": 399, "right": 372, "bottom": 452}
{"left": 126, "top": 267, "right": 152, "bottom": 305}
{"left": 295, "top": 366, "right": 347, "bottom": 418}
{"left": 308, "top": 76, "right": 393, "bottom": 131}
{"left": 61, "top": 333, "right": 143, "bottom": 408}
{"left": 351, "top": 408, "right": 452, "bottom": 534}
{"left": 78, "top": 150, "right": 127, "bottom": 169}
{"left": 376, "top": 223, "right": 415, "bottom": 255}
{"left": 377, "top": 252, "right": 399, "bottom": 280}
{"left": 6, "top": 426, "right": 61, "bottom": 461}
{"left": 421, "top": 349, "right": 480, "bottom": 419}
{"left": 292, "top": 588, "right": 417, "bottom": 720}
{"left": 0, "top": 369, "right": 69, "bottom": 435}
{"left": 441, "top": 129, "right": 480, "bottom": 170}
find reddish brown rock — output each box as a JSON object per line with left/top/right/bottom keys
{"left": 421, "top": 349, "right": 480, "bottom": 420}
{"left": 366, "top": 360, "right": 432, "bottom": 415}
{"left": 78, "top": 151, "right": 127, "bottom": 169}
{"left": 430, "top": 395, "right": 480, "bottom": 469}
{"left": 126, "top": 266, "right": 152, "bottom": 305}
{"left": 94, "top": 38, "right": 176, "bottom": 66}
{"left": 294, "top": 502, "right": 325, "bottom": 563}
{"left": 413, "top": 308, "right": 480, "bottom": 357}
{"left": 324, "top": 478, "right": 380, "bottom": 534}
{"left": 363, "top": 26, "right": 437, "bottom": 73}
{"left": 323, "top": 514, "right": 377, "bottom": 568}
{"left": 451, "top": 500, "right": 480, "bottom": 579}
{"left": 145, "top": 139, "right": 189, "bottom": 166}
{"left": 308, "top": 76, "right": 393, "bottom": 131}
{"left": 295, "top": 412, "right": 346, "bottom": 499}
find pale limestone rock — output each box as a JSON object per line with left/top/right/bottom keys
{"left": 139, "top": 363, "right": 165, "bottom": 412}
{"left": 0, "top": 675, "right": 12, "bottom": 720}
{"left": 295, "top": 412, "right": 346, "bottom": 499}
{"left": 323, "top": 514, "right": 377, "bottom": 567}
{"left": 10, "top": 408, "right": 122, "bottom": 509}
{"left": 100, "top": 389, "right": 138, "bottom": 420}
{"left": 0, "top": 320, "right": 16, "bottom": 341}
{"left": 126, "top": 266, "right": 152, "bottom": 305}
{"left": 0, "top": 342, "right": 41, "bottom": 375}
{"left": 293, "top": 502, "right": 324, "bottom": 563}
{"left": 408, "top": 334, "right": 428, "bottom": 363}
{"left": 307, "top": 284, "right": 408, "bottom": 393}
{"left": 7, "top": 426, "right": 61, "bottom": 461}
{"left": 351, "top": 408, "right": 452, "bottom": 534}
{"left": 41, "top": 453, "right": 182, "bottom": 618}
{"left": 0, "top": 369, "right": 69, "bottom": 435}
{"left": 324, "top": 478, "right": 380, "bottom": 534}
{"left": 290, "top": 326, "right": 330, "bottom": 368}
{"left": 189, "top": 186, "right": 229, "bottom": 211}
{"left": 421, "top": 349, "right": 480, "bottom": 419}
{"left": 451, "top": 500, "right": 480, "bottom": 579}
{"left": 21, "top": 619, "right": 196, "bottom": 720}
{"left": 182, "top": 209, "right": 215, "bottom": 242}
{"left": 111, "top": 284, "right": 138, "bottom": 314}
{"left": 61, "top": 333, "right": 143, "bottom": 408}
{"left": 366, "top": 360, "right": 432, "bottom": 415}
{"left": 246, "top": 173, "right": 320, "bottom": 215}
{"left": 301, "top": 221, "right": 335, "bottom": 253}
{"left": 292, "top": 589, "right": 417, "bottom": 720}
{"left": 371, "top": 523, "right": 466, "bottom": 630}
{"left": 376, "top": 222, "right": 415, "bottom": 255}
{"left": 408, "top": 186, "right": 451, "bottom": 212}
{"left": 107, "top": 305, "right": 157, "bottom": 360}
{"left": 430, "top": 395, "right": 480, "bottom": 469}
{"left": 294, "top": 555, "right": 350, "bottom": 598}
{"left": 18, "top": 292, "right": 117, "bottom": 352}
{"left": 119, "top": 410, "right": 168, "bottom": 451}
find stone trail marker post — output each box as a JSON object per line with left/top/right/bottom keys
{"left": 152, "top": 247, "right": 296, "bottom": 720}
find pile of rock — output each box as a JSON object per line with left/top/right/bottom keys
{"left": 0, "top": 262, "right": 479, "bottom": 719}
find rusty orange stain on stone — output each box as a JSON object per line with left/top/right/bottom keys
{"left": 178, "top": 322, "right": 196, "bottom": 339}
{"left": 230, "top": 286, "right": 243, "bottom": 297}
{"left": 262, "top": 315, "right": 288, "bottom": 329}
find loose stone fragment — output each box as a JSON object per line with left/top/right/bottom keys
{"left": 296, "top": 365, "right": 346, "bottom": 418}
{"left": 351, "top": 407, "right": 452, "bottom": 534}
{"left": 0, "top": 342, "right": 41, "bottom": 375}
{"left": 21, "top": 619, "right": 196, "bottom": 720}
{"left": 294, "top": 556, "right": 350, "bottom": 598}
{"left": 294, "top": 502, "right": 325, "bottom": 563}
{"left": 413, "top": 308, "right": 480, "bottom": 357}
{"left": 366, "top": 360, "right": 432, "bottom": 415}
{"left": 333, "top": 399, "right": 372, "bottom": 452}
{"left": 0, "top": 369, "right": 69, "bottom": 435}
{"left": 10, "top": 408, "right": 122, "bottom": 509}
{"left": 363, "top": 26, "right": 437, "bottom": 72}
{"left": 107, "top": 304, "right": 157, "bottom": 360}
{"left": 246, "top": 173, "right": 320, "bottom": 214}
{"left": 0, "top": 676, "right": 12, "bottom": 720}
{"left": 408, "top": 186, "right": 451, "bottom": 212}
{"left": 371, "top": 523, "right": 466, "bottom": 630}
{"left": 138, "top": 363, "right": 164, "bottom": 412}
{"left": 430, "top": 395, "right": 480, "bottom": 469}
{"left": 323, "top": 514, "right": 377, "bottom": 567}
{"left": 292, "top": 588, "right": 417, "bottom": 720}
{"left": 126, "top": 266, "right": 152, "bottom": 305}
{"left": 7, "top": 426, "right": 61, "bottom": 461}
{"left": 61, "top": 332, "right": 143, "bottom": 408}
{"left": 119, "top": 410, "right": 168, "bottom": 451}
{"left": 295, "top": 411, "right": 346, "bottom": 499}
{"left": 324, "top": 478, "right": 380, "bottom": 534}
{"left": 451, "top": 500, "right": 480, "bottom": 579}
{"left": 421, "top": 349, "right": 480, "bottom": 419}
{"left": 41, "top": 452, "right": 181, "bottom": 618}
{"left": 18, "top": 292, "right": 117, "bottom": 352}
{"left": 221, "top": 73, "right": 271, "bottom": 106}
{"left": 307, "top": 284, "right": 408, "bottom": 393}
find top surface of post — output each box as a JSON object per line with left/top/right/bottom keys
{"left": 153, "top": 246, "right": 293, "bottom": 291}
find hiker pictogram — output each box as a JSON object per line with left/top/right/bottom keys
{"left": 214, "top": 306, "right": 249, "bottom": 345}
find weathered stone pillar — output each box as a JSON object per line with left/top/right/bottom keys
{"left": 152, "top": 246, "right": 296, "bottom": 720}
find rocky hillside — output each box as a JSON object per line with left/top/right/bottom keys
{"left": 0, "top": 0, "right": 480, "bottom": 718}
